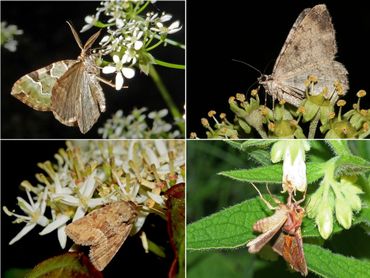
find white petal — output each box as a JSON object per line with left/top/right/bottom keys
{"left": 103, "top": 65, "right": 117, "bottom": 74}
{"left": 134, "top": 40, "right": 143, "bottom": 50}
{"left": 122, "top": 68, "right": 135, "bottom": 79}
{"left": 9, "top": 223, "right": 36, "bottom": 245}
{"left": 81, "top": 172, "right": 96, "bottom": 198}
{"left": 39, "top": 215, "right": 69, "bottom": 235}
{"left": 100, "top": 35, "right": 110, "bottom": 44}
{"left": 58, "top": 226, "right": 67, "bottom": 249}
{"left": 72, "top": 206, "right": 87, "bottom": 222}
{"left": 160, "top": 14, "right": 172, "bottom": 22}
{"left": 115, "top": 72, "right": 124, "bottom": 90}
{"left": 169, "top": 21, "right": 180, "bottom": 30}
{"left": 85, "top": 15, "right": 94, "bottom": 24}
{"left": 147, "top": 192, "right": 165, "bottom": 206}
{"left": 113, "top": 54, "right": 120, "bottom": 64}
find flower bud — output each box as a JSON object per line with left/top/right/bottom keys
{"left": 316, "top": 201, "right": 334, "bottom": 239}
{"left": 335, "top": 195, "right": 352, "bottom": 229}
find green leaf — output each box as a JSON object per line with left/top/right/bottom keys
{"left": 25, "top": 252, "right": 101, "bottom": 278}
{"left": 335, "top": 155, "right": 370, "bottom": 177}
{"left": 219, "top": 162, "right": 324, "bottom": 184}
{"left": 248, "top": 150, "right": 272, "bottom": 166}
{"left": 187, "top": 197, "right": 275, "bottom": 250}
{"left": 305, "top": 244, "right": 370, "bottom": 278}
{"left": 326, "top": 140, "right": 351, "bottom": 156}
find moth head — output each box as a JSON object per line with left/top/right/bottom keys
{"left": 258, "top": 74, "right": 272, "bottom": 84}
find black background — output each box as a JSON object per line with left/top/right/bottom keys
{"left": 187, "top": 0, "right": 370, "bottom": 137}
{"left": 1, "top": 1, "right": 185, "bottom": 138}
{"left": 1, "top": 140, "right": 174, "bottom": 277}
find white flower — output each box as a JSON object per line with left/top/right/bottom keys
{"left": 151, "top": 20, "right": 182, "bottom": 35}
{"left": 102, "top": 54, "right": 135, "bottom": 90}
{"left": 3, "top": 187, "right": 49, "bottom": 245}
{"left": 271, "top": 140, "right": 310, "bottom": 193}
{"left": 80, "top": 11, "right": 101, "bottom": 32}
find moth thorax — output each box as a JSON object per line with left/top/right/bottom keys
{"left": 83, "top": 55, "right": 100, "bottom": 74}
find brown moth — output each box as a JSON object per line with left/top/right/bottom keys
{"left": 11, "top": 22, "right": 112, "bottom": 134}
{"left": 258, "top": 4, "right": 348, "bottom": 107}
{"left": 247, "top": 186, "right": 308, "bottom": 276}
{"left": 65, "top": 201, "right": 138, "bottom": 271}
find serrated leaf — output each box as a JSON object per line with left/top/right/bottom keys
{"left": 305, "top": 244, "right": 370, "bottom": 278}
{"left": 187, "top": 197, "right": 370, "bottom": 251}
{"left": 219, "top": 162, "right": 324, "bottom": 184}
{"left": 248, "top": 150, "right": 272, "bottom": 166}
{"left": 187, "top": 197, "right": 269, "bottom": 250}
{"left": 335, "top": 155, "right": 370, "bottom": 177}
{"left": 25, "top": 252, "right": 101, "bottom": 278}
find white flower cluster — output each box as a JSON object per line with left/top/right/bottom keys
{"left": 3, "top": 140, "right": 185, "bottom": 248}
{"left": 81, "top": 0, "right": 182, "bottom": 90}
{"left": 98, "top": 107, "right": 182, "bottom": 139}
{"left": 1, "top": 21, "right": 23, "bottom": 52}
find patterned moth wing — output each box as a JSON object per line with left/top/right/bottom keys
{"left": 272, "top": 206, "right": 308, "bottom": 276}
{"left": 11, "top": 60, "right": 76, "bottom": 111}
{"left": 65, "top": 201, "right": 138, "bottom": 271}
{"left": 51, "top": 23, "right": 106, "bottom": 133}
{"left": 11, "top": 21, "right": 107, "bottom": 134}
{"left": 259, "top": 4, "right": 348, "bottom": 107}
{"left": 247, "top": 204, "right": 289, "bottom": 254}
{"left": 51, "top": 54, "right": 106, "bottom": 132}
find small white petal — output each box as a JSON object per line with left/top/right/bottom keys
{"left": 160, "top": 14, "right": 172, "bottom": 22}
{"left": 103, "top": 66, "right": 117, "bottom": 74}
{"left": 39, "top": 215, "right": 69, "bottom": 235}
{"left": 72, "top": 206, "right": 87, "bottom": 222}
{"left": 115, "top": 71, "right": 124, "bottom": 90}
{"left": 58, "top": 226, "right": 67, "bottom": 249}
{"left": 134, "top": 40, "right": 143, "bottom": 50}
{"left": 100, "top": 35, "right": 110, "bottom": 44}
{"left": 113, "top": 54, "right": 120, "bottom": 64}
{"left": 147, "top": 192, "right": 165, "bottom": 206}
{"left": 9, "top": 223, "right": 36, "bottom": 245}
{"left": 85, "top": 15, "right": 94, "bottom": 24}
{"left": 122, "top": 68, "right": 135, "bottom": 79}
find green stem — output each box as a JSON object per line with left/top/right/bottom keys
{"left": 155, "top": 59, "right": 185, "bottom": 70}
{"left": 308, "top": 112, "right": 320, "bottom": 139}
{"left": 149, "top": 65, "right": 184, "bottom": 134}
{"left": 153, "top": 34, "right": 185, "bottom": 49}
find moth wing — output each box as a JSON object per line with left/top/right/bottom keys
{"left": 247, "top": 211, "right": 287, "bottom": 254}
{"left": 51, "top": 62, "right": 85, "bottom": 126}
{"left": 281, "top": 228, "right": 308, "bottom": 276}
{"left": 272, "top": 4, "right": 348, "bottom": 100}
{"left": 89, "top": 222, "right": 134, "bottom": 271}
{"left": 11, "top": 60, "right": 76, "bottom": 111}
{"left": 253, "top": 206, "right": 288, "bottom": 233}
{"left": 76, "top": 72, "right": 105, "bottom": 134}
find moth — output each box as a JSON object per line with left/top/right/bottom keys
{"left": 11, "top": 22, "right": 113, "bottom": 134}
{"left": 258, "top": 4, "right": 348, "bottom": 107}
{"left": 65, "top": 201, "right": 138, "bottom": 271}
{"left": 247, "top": 186, "right": 308, "bottom": 276}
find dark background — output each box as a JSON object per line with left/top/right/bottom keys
{"left": 1, "top": 1, "right": 185, "bottom": 138}
{"left": 1, "top": 140, "right": 174, "bottom": 277}
{"left": 187, "top": 0, "right": 370, "bottom": 137}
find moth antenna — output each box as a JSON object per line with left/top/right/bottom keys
{"left": 250, "top": 182, "right": 276, "bottom": 210}
{"left": 66, "top": 21, "right": 84, "bottom": 50}
{"left": 265, "top": 183, "right": 281, "bottom": 205}
{"left": 232, "top": 59, "right": 262, "bottom": 75}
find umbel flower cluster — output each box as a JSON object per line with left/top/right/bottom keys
{"left": 194, "top": 77, "right": 369, "bottom": 139}
{"left": 82, "top": 0, "right": 183, "bottom": 90}
{"left": 3, "top": 140, "right": 185, "bottom": 249}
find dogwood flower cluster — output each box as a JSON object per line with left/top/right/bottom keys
{"left": 3, "top": 140, "right": 185, "bottom": 248}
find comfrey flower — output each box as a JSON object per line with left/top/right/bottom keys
{"left": 271, "top": 140, "right": 310, "bottom": 194}
{"left": 4, "top": 140, "right": 185, "bottom": 249}
{"left": 306, "top": 160, "right": 363, "bottom": 239}
{"left": 81, "top": 0, "right": 183, "bottom": 89}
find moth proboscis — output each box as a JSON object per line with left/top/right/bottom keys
{"left": 246, "top": 183, "right": 308, "bottom": 276}
{"left": 65, "top": 200, "right": 138, "bottom": 271}
{"left": 11, "top": 21, "right": 115, "bottom": 134}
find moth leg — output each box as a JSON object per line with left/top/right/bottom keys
{"left": 96, "top": 76, "right": 128, "bottom": 90}
{"left": 266, "top": 183, "right": 282, "bottom": 205}
{"left": 250, "top": 183, "right": 276, "bottom": 210}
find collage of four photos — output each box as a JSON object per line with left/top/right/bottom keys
{"left": 1, "top": 0, "right": 370, "bottom": 277}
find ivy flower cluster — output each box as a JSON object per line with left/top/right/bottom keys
{"left": 81, "top": 0, "right": 183, "bottom": 90}
{"left": 195, "top": 77, "right": 368, "bottom": 139}
{"left": 3, "top": 140, "right": 185, "bottom": 249}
